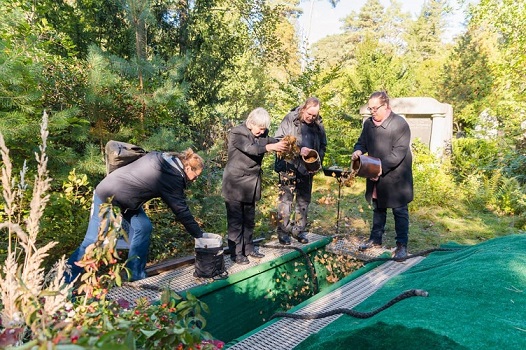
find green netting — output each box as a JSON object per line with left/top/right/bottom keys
{"left": 295, "top": 234, "right": 526, "bottom": 349}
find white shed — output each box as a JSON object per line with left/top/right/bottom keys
{"left": 360, "top": 97, "right": 453, "bottom": 157}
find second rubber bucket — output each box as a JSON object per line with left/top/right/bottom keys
{"left": 352, "top": 155, "right": 381, "bottom": 178}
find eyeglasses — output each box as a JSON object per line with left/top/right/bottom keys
{"left": 367, "top": 104, "right": 385, "bottom": 113}
{"left": 187, "top": 167, "right": 201, "bottom": 180}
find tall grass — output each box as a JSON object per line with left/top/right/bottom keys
{"left": 0, "top": 112, "right": 75, "bottom": 346}
{"left": 0, "top": 113, "right": 221, "bottom": 349}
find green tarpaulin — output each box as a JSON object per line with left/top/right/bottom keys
{"left": 295, "top": 234, "right": 526, "bottom": 349}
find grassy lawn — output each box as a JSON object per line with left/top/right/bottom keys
{"left": 254, "top": 173, "right": 520, "bottom": 254}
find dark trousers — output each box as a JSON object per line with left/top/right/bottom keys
{"left": 277, "top": 173, "right": 313, "bottom": 237}
{"left": 370, "top": 200, "right": 409, "bottom": 245}
{"left": 225, "top": 200, "right": 256, "bottom": 258}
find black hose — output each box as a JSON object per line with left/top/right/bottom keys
{"left": 270, "top": 289, "right": 428, "bottom": 320}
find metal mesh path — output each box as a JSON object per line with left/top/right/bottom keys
{"left": 326, "top": 235, "right": 394, "bottom": 260}
{"left": 107, "top": 232, "right": 327, "bottom": 304}
{"left": 226, "top": 256, "right": 424, "bottom": 350}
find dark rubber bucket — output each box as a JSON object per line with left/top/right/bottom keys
{"left": 302, "top": 150, "right": 321, "bottom": 173}
{"left": 352, "top": 155, "right": 381, "bottom": 178}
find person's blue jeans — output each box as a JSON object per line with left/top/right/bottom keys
{"left": 121, "top": 208, "right": 152, "bottom": 281}
{"left": 370, "top": 201, "right": 409, "bottom": 245}
{"left": 66, "top": 193, "right": 153, "bottom": 283}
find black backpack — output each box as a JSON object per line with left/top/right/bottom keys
{"left": 105, "top": 140, "right": 147, "bottom": 174}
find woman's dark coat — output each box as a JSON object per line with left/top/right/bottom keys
{"left": 353, "top": 112, "right": 413, "bottom": 208}
{"left": 222, "top": 124, "right": 277, "bottom": 203}
{"left": 96, "top": 151, "right": 203, "bottom": 237}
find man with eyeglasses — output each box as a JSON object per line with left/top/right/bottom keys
{"left": 274, "top": 97, "right": 327, "bottom": 245}
{"left": 352, "top": 91, "right": 413, "bottom": 260}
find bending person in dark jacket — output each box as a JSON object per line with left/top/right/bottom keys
{"left": 66, "top": 148, "right": 204, "bottom": 282}
{"left": 274, "top": 97, "right": 327, "bottom": 245}
{"left": 352, "top": 91, "right": 413, "bottom": 260}
{"left": 222, "top": 108, "right": 287, "bottom": 265}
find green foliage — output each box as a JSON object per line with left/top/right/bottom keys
{"left": 451, "top": 137, "right": 526, "bottom": 226}
{"left": 502, "top": 136, "right": 526, "bottom": 184}
{"left": 411, "top": 140, "right": 460, "bottom": 209}
{"left": 321, "top": 111, "right": 359, "bottom": 168}
{"left": 66, "top": 290, "right": 221, "bottom": 349}
{"left": 439, "top": 29, "right": 495, "bottom": 132}
{"left": 40, "top": 170, "right": 93, "bottom": 267}
{"left": 406, "top": 0, "right": 451, "bottom": 59}
{"left": 450, "top": 137, "right": 501, "bottom": 180}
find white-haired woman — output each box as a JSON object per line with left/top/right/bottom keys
{"left": 222, "top": 108, "right": 287, "bottom": 264}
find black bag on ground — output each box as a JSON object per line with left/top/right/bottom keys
{"left": 194, "top": 247, "right": 227, "bottom": 279}
{"left": 105, "top": 140, "right": 147, "bottom": 174}
{"left": 194, "top": 233, "right": 228, "bottom": 279}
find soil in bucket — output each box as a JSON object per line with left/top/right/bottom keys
{"left": 303, "top": 150, "right": 321, "bottom": 172}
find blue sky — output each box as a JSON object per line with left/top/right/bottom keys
{"left": 297, "top": 0, "right": 471, "bottom": 45}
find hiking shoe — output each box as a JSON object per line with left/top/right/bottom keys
{"left": 293, "top": 232, "right": 309, "bottom": 244}
{"left": 393, "top": 243, "right": 408, "bottom": 261}
{"left": 278, "top": 235, "right": 291, "bottom": 245}
{"left": 248, "top": 251, "right": 265, "bottom": 259}
{"left": 358, "top": 239, "right": 382, "bottom": 251}
{"left": 234, "top": 256, "right": 250, "bottom": 265}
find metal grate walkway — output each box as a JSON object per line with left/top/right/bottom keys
{"left": 107, "top": 232, "right": 326, "bottom": 304}
{"left": 326, "top": 235, "right": 394, "bottom": 260}
{"left": 226, "top": 256, "right": 425, "bottom": 350}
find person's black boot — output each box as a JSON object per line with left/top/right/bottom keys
{"left": 393, "top": 242, "right": 408, "bottom": 261}
{"left": 248, "top": 251, "right": 265, "bottom": 259}
{"left": 291, "top": 225, "right": 308, "bottom": 244}
{"left": 278, "top": 234, "right": 291, "bottom": 245}
{"left": 234, "top": 255, "right": 250, "bottom": 265}
{"left": 294, "top": 232, "right": 309, "bottom": 244}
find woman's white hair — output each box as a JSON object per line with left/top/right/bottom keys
{"left": 246, "top": 107, "right": 271, "bottom": 129}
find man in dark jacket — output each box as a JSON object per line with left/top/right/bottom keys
{"left": 352, "top": 91, "right": 413, "bottom": 260}
{"left": 66, "top": 149, "right": 204, "bottom": 282}
{"left": 222, "top": 108, "right": 287, "bottom": 264}
{"left": 274, "top": 97, "right": 327, "bottom": 245}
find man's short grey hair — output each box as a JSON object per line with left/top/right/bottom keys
{"left": 246, "top": 107, "right": 271, "bottom": 129}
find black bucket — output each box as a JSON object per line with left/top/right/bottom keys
{"left": 352, "top": 155, "right": 381, "bottom": 178}
{"left": 302, "top": 150, "right": 321, "bottom": 173}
